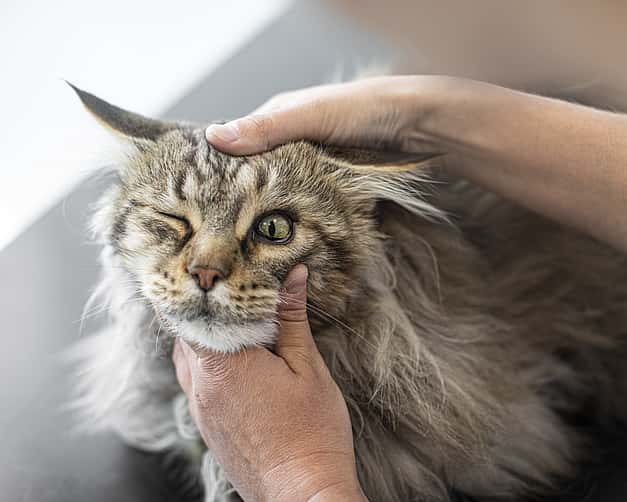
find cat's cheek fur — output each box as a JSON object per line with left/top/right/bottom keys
{"left": 172, "top": 318, "right": 278, "bottom": 353}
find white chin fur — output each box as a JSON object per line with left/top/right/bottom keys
{"left": 174, "top": 318, "right": 277, "bottom": 352}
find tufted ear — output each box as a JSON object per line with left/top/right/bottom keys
{"left": 67, "top": 81, "right": 176, "bottom": 141}
{"left": 322, "top": 144, "right": 448, "bottom": 222}
{"left": 321, "top": 145, "right": 442, "bottom": 173}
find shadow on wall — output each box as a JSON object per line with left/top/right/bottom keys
{"left": 324, "top": 0, "right": 627, "bottom": 110}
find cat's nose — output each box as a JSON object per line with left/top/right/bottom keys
{"left": 188, "top": 266, "right": 224, "bottom": 292}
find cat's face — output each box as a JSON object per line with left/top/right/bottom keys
{"left": 105, "top": 132, "right": 379, "bottom": 350}
{"left": 74, "top": 84, "right": 438, "bottom": 351}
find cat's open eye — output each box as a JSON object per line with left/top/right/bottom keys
{"left": 255, "top": 213, "right": 293, "bottom": 243}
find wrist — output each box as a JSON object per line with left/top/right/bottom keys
{"left": 405, "top": 75, "right": 559, "bottom": 165}
{"left": 404, "top": 76, "right": 504, "bottom": 154}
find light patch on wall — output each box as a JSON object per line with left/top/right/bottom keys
{"left": 0, "top": 0, "right": 292, "bottom": 251}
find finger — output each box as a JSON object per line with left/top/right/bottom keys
{"left": 177, "top": 337, "right": 231, "bottom": 382}
{"left": 172, "top": 338, "right": 193, "bottom": 395}
{"left": 275, "top": 264, "right": 320, "bottom": 369}
{"left": 205, "top": 102, "right": 331, "bottom": 155}
{"left": 179, "top": 336, "right": 262, "bottom": 375}
{"left": 178, "top": 336, "right": 275, "bottom": 401}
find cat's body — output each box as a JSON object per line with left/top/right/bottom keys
{"left": 70, "top": 85, "right": 627, "bottom": 502}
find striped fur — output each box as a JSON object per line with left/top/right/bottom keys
{"left": 71, "top": 91, "right": 627, "bottom": 502}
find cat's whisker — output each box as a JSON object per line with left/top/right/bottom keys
{"left": 280, "top": 295, "right": 429, "bottom": 376}
{"left": 147, "top": 311, "right": 160, "bottom": 332}
{"left": 154, "top": 319, "right": 164, "bottom": 354}
{"left": 77, "top": 295, "right": 146, "bottom": 326}
{"left": 277, "top": 293, "right": 380, "bottom": 353}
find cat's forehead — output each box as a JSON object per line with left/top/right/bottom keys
{"left": 133, "top": 129, "right": 256, "bottom": 191}
{"left": 127, "top": 129, "right": 327, "bottom": 224}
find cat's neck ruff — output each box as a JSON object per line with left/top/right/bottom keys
{"left": 172, "top": 317, "right": 277, "bottom": 353}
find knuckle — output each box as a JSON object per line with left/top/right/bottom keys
{"left": 303, "top": 97, "right": 335, "bottom": 142}
{"left": 279, "top": 307, "right": 308, "bottom": 324}
{"left": 267, "top": 92, "right": 286, "bottom": 107}
{"left": 199, "top": 361, "right": 233, "bottom": 386}
{"left": 197, "top": 350, "right": 229, "bottom": 372}
{"left": 190, "top": 356, "right": 234, "bottom": 408}
{"left": 245, "top": 114, "right": 274, "bottom": 150}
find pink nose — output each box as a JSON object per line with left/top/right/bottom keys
{"left": 189, "top": 266, "right": 224, "bottom": 291}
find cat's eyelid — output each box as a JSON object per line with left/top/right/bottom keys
{"left": 156, "top": 210, "right": 191, "bottom": 229}
{"left": 155, "top": 211, "right": 186, "bottom": 220}
{"left": 255, "top": 208, "right": 299, "bottom": 224}
{"left": 155, "top": 210, "right": 193, "bottom": 245}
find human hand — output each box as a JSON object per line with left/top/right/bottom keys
{"left": 206, "top": 74, "right": 627, "bottom": 252}
{"left": 205, "top": 75, "right": 453, "bottom": 156}
{"left": 172, "top": 264, "right": 367, "bottom": 502}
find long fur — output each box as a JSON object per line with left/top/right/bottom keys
{"left": 68, "top": 91, "right": 627, "bottom": 502}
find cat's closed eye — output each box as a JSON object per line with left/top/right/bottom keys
{"left": 156, "top": 211, "right": 192, "bottom": 241}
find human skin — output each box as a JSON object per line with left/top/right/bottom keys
{"left": 206, "top": 76, "right": 627, "bottom": 253}
{"left": 173, "top": 75, "right": 627, "bottom": 501}
{"left": 172, "top": 265, "right": 368, "bottom": 502}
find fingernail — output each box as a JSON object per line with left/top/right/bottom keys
{"left": 283, "top": 264, "right": 308, "bottom": 294}
{"left": 206, "top": 122, "right": 240, "bottom": 143}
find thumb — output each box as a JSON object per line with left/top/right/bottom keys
{"left": 274, "top": 264, "right": 319, "bottom": 366}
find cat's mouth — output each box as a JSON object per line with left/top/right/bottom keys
{"left": 145, "top": 275, "right": 281, "bottom": 351}
{"left": 156, "top": 297, "right": 246, "bottom": 328}
{"left": 151, "top": 287, "right": 280, "bottom": 352}
{"left": 158, "top": 293, "right": 276, "bottom": 323}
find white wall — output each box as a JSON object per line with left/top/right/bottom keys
{"left": 0, "top": 0, "right": 292, "bottom": 250}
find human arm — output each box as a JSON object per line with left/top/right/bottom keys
{"left": 206, "top": 76, "right": 627, "bottom": 252}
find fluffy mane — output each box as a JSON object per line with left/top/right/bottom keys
{"left": 68, "top": 85, "right": 627, "bottom": 502}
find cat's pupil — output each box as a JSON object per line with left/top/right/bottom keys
{"left": 268, "top": 220, "right": 276, "bottom": 237}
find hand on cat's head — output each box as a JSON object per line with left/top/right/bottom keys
{"left": 205, "top": 75, "right": 447, "bottom": 156}
{"left": 172, "top": 264, "right": 367, "bottom": 502}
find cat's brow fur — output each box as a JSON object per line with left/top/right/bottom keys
{"left": 70, "top": 87, "right": 627, "bottom": 502}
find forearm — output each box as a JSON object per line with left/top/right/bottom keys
{"left": 417, "top": 77, "right": 627, "bottom": 252}
{"left": 205, "top": 75, "right": 627, "bottom": 250}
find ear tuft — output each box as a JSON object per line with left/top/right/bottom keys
{"left": 321, "top": 145, "right": 442, "bottom": 173}
{"left": 321, "top": 144, "right": 449, "bottom": 223}
{"left": 66, "top": 81, "right": 175, "bottom": 141}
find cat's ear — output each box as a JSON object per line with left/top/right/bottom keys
{"left": 323, "top": 145, "right": 448, "bottom": 222}
{"left": 67, "top": 82, "right": 176, "bottom": 141}
{"left": 321, "top": 145, "right": 442, "bottom": 173}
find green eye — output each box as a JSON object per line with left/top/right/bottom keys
{"left": 256, "top": 213, "right": 292, "bottom": 242}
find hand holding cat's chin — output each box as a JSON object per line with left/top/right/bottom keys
{"left": 172, "top": 265, "right": 368, "bottom": 502}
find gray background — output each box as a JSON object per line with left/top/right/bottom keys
{"left": 2, "top": 2, "right": 626, "bottom": 501}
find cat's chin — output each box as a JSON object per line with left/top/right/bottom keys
{"left": 173, "top": 318, "right": 277, "bottom": 353}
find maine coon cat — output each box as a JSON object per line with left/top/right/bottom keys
{"left": 70, "top": 83, "right": 627, "bottom": 502}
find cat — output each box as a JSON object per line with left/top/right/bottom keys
{"left": 69, "top": 82, "right": 627, "bottom": 502}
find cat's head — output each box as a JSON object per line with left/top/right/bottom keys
{"left": 73, "top": 84, "right": 441, "bottom": 351}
